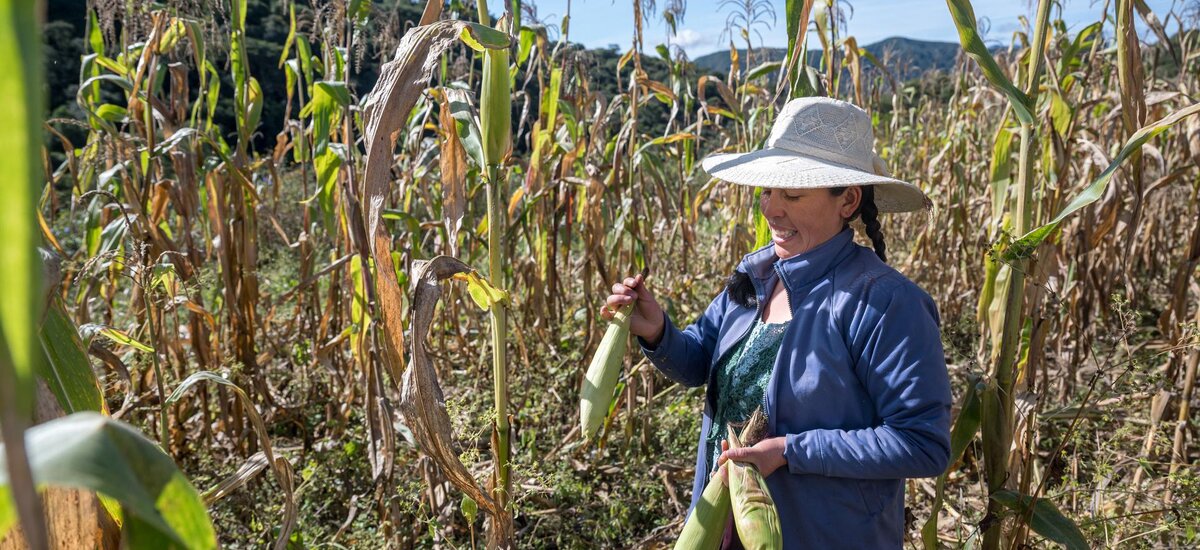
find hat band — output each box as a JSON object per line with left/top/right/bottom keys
{"left": 766, "top": 136, "right": 875, "bottom": 173}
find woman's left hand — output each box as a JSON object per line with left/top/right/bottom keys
{"left": 719, "top": 436, "right": 788, "bottom": 477}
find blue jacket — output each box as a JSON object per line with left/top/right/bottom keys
{"left": 640, "top": 228, "right": 952, "bottom": 548}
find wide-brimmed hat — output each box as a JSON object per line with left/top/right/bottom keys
{"left": 700, "top": 97, "right": 930, "bottom": 213}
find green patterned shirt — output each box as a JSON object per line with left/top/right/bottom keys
{"left": 706, "top": 318, "right": 790, "bottom": 474}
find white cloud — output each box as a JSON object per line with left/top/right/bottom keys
{"left": 671, "top": 28, "right": 713, "bottom": 51}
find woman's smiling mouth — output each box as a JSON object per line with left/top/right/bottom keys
{"left": 771, "top": 227, "right": 798, "bottom": 243}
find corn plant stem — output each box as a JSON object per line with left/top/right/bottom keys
{"left": 0, "top": 414, "right": 47, "bottom": 550}
{"left": 477, "top": 0, "right": 490, "bottom": 26}
{"left": 981, "top": 120, "right": 1035, "bottom": 550}
{"left": 0, "top": 328, "right": 48, "bottom": 550}
{"left": 0, "top": 0, "right": 50, "bottom": 539}
{"left": 978, "top": 1, "right": 1051, "bottom": 544}
{"left": 485, "top": 163, "right": 512, "bottom": 532}
{"left": 147, "top": 291, "right": 170, "bottom": 447}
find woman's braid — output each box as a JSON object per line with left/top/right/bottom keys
{"left": 831, "top": 185, "right": 888, "bottom": 263}
{"left": 859, "top": 186, "right": 887, "bottom": 263}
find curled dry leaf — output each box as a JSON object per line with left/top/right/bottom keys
{"left": 359, "top": 18, "right": 509, "bottom": 524}
{"left": 403, "top": 256, "right": 497, "bottom": 516}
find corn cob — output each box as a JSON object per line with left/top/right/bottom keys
{"left": 579, "top": 304, "right": 632, "bottom": 439}
{"left": 673, "top": 463, "right": 731, "bottom": 550}
{"left": 726, "top": 422, "right": 783, "bottom": 550}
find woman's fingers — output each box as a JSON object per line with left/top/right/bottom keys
{"left": 606, "top": 293, "right": 634, "bottom": 309}
{"left": 601, "top": 273, "right": 664, "bottom": 343}
{"left": 715, "top": 462, "right": 729, "bottom": 484}
{"left": 718, "top": 437, "right": 787, "bottom": 477}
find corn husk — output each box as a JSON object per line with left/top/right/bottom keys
{"left": 479, "top": 39, "right": 511, "bottom": 168}
{"left": 726, "top": 420, "right": 783, "bottom": 550}
{"left": 673, "top": 463, "right": 731, "bottom": 550}
{"left": 579, "top": 304, "right": 632, "bottom": 439}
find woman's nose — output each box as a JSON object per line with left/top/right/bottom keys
{"left": 760, "top": 190, "right": 783, "bottom": 217}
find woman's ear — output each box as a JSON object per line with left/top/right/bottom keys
{"left": 839, "top": 186, "right": 863, "bottom": 220}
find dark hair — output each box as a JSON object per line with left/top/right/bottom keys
{"left": 832, "top": 185, "right": 887, "bottom": 263}
{"left": 725, "top": 270, "right": 757, "bottom": 309}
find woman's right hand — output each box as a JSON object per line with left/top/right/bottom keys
{"left": 602, "top": 272, "right": 666, "bottom": 347}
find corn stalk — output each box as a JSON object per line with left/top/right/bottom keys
{"left": 945, "top": 0, "right": 1050, "bottom": 547}
{"left": 475, "top": 1, "right": 515, "bottom": 536}
{"left": 0, "top": 0, "right": 48, "bottom": 545}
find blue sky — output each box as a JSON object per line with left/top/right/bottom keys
{"left": 522, "top": 0, "right": 1185, "bottom": 57}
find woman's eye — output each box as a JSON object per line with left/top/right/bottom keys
{"left": 783, "top": 193, "right": 803, "bottom": 201}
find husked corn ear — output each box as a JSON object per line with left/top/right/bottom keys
{"left": 673, "top": 463, "right": 731, "bottom": 550}
{"left": 727, "top": 424, "right": 783, "bottom": 550}
{"left": 579, "top": 304, "right": 632, "bottom": 439}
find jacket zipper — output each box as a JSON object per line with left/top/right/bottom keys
{"left": 763, "top": 263, "right": 794, "bottom": 427}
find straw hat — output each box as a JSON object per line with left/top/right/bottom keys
{"left": 700, "top": 97, "right": 930, "bottom": 213}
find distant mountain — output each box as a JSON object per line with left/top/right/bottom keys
{"left": 690, "top": 37, "right": 964, "bottom": 83}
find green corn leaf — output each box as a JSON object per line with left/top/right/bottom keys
{"left": 1009, "top": 102, "right": 1200, "bottom": 257}
{"left": 517, "top": 25, "right": 536, "bottom": 66}
{"left": 295, "top": 36, "right": 314, "bottom": 87}
{"left": 0, "top": 412, "right": 217, "bottom": 549}
{"left": 349, "top": 256, "right": 372, "bottom": 363}
{"left": 1049, "top": 90, "right": 1073, "bottom": 138}
{"left": 84, "top": 197, "right": 103, "bottom": 258}
{"left": 453, "top": 271, "right": 509, "bottom": 311}
{"left": 314, "top": 144, "right": 345, "bottom": 233}
{"left": 459, "top": 22, "right": 512, "bottom": 52}
{"left": 39, "top": 300, "right": 105, "bottom": 414}
{"left": 944, "top": 0, "right": 1034, "bottom": 124}
{"left": 988, "top": 122, "right": 1015, "bottom": 222}
{"left": 991, "top": 490, "right": 1088, "bottom": 550}
{"left": 746, "top": 61, "right": 781, "bottom": 82}
{"left": 922, "top": 377, "right": 982, "bottom": 549}
{"left": 446, "top": 88, "right": 486, "bottom": 169}
{"left": 87, "top": 9, "right": 104, "bottom": 55}
{"left": 461, "top": 495, "right": 478, "bottom": 525}
{"left": 308, "top": 81, "right": 349, "bottom": 156}
{"left": 277, "top": 2, "right": 296, "bottom": 67}
{"left": 245, "top": 76, "right": 263, "bottom": 136}
{"left": 949, "top": 378, "right": 983, "bottom": 465}
{"left": 0, "top": 0, "right": 44, "bottom": 417}
{"left": 85, "top": 326, "right": 155, "bottom": 353}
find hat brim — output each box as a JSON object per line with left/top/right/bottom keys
{"left": 701, "top": 148, "right": 930, "bottom": 213}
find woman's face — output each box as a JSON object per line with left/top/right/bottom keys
{"left": 759, "top": 186, "right": 862, "bottom": 259}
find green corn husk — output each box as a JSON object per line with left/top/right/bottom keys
{"left": 479, "top": 39, "right": 511, "bottom": 169}
{"left": 726, "top": 422, "right": 783, "bottom": 550}
{"left": 673, "top": 463, "right": 731, "bottom": 550}
{"left": 579, "top": 304, "right": 632, "bottom": 439}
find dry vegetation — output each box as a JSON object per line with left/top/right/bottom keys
{"left": 2, "top": 0, "right": 1200, "bottom": 548}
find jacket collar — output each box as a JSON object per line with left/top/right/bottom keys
{"left": 738, "top": 227, "right": 857, "bottom": 294}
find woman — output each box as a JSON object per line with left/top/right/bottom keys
{"left": 603, "top": 97, "right": 952, "bottom": 548}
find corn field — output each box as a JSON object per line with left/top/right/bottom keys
{"left": 2, "top": 0, "right": 1200, "bottom": 548}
